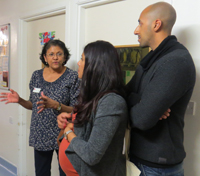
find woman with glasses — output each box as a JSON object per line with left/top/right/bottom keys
{"left": 0, "top": 39, "right": 80, "bottom": 176}
{"left": 57, "top": 40, "right": 128, "bottom": 176}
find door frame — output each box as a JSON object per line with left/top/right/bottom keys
{"left": 18, "top": 0, "right": 123, "bottom": 175}
{"left": 18, "top": 4, "right": 67, "bottom": 175}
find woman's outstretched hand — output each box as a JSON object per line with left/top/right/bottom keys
{"left": 0, "top": 89, "right": 19, "bottom": 104}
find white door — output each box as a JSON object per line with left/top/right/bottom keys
{"left": 26, "top": 13, "right": 65, "bottom": 176}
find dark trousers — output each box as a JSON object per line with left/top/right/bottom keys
{"left": 34, "top": 149, "right": 65, "bottom": 176}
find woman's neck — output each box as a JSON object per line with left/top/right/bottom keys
{"left": 43, "top": 66, "right": 67, "bottom": 82}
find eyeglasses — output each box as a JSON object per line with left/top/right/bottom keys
{"left": 47, "top": 53, "right": 64, "bottom": 58}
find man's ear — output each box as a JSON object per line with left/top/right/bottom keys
{"left": 153, "top": 19, "right": 162, "bottom": 32}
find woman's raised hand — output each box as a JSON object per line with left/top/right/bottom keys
{"left": 0, "top": 89, "right": 20, "bottom": 104}
{"left": 37, "top": 91, "right": 58, "bottom": 113}
{"left": 57, "top": 112, "right": 72, "bottom": 129}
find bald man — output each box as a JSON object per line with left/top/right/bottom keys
{"left": 126, "top": 2, "right": 196, "bottom": 176}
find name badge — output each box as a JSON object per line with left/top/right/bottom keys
{"left": 33, "top": 87, "right": 41, "bottom": 93}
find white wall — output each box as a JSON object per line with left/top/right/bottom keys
{"left": 172, "top": 1, "right": 200, "bottom": 176}
{"left": 85, "top": 0, "right": 160, "bottom": 45}
{"left": 0, "top": 0, "right": 20, "bottom": 169}
{"left": 0, "top": 0, "right": 200, "bottom": 175}
{"left": 19, "top": 0, "right": 67, "bottom": 17}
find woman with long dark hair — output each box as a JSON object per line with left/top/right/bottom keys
{"left": 57, "top": 40, "right": 128, "bottom": 176}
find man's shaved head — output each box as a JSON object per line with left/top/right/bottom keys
{"left": 143, "top": 2, "right": 176, "bottom": 33}
{"left": 134, "top": 2, "right": 177, "bottom": 50}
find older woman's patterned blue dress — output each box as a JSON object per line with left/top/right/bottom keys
{"left": 29, "top": 68, "right": 80, "bottom": 151}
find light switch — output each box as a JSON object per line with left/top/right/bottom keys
{"left": 186, "top": 101, "right": 196, "bottom": 115}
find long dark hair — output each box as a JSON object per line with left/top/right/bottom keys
{"left": 40, "top": 39, "right": 70, "bottom": 66}
{"left": 74, "top": 40, "right": 125, "bottom": 126}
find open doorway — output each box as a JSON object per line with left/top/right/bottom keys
{"left": 23, "top": 13, "right": 66, "bottom": 176}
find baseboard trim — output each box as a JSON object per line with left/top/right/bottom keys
{"left": 0, "top": 156, "right": 17, "bottom": 176}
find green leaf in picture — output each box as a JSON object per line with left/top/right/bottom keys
{"left": 126, "top": 71, "right": 130, "bottom": 77}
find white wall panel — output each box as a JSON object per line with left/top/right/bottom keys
{"left": 0, "top": 0, "right": 200, "bottom": 175}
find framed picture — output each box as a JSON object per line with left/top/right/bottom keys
{"left": 39, "top": 31, "right": 56, "bottom": 68}
{"left": 0, "top": 24, "right": 10, "bottom": 90}
{"left": 115, "top": 44, "right": 149, "bottom": 84}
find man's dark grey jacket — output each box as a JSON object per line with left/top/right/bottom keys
{"left": 126, "top": 37, "right": 196, "bottom": 167}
